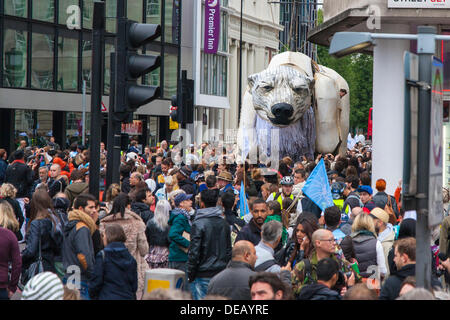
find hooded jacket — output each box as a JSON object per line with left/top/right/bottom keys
{"left": 62, "top": 210, "right": 96, "bottom": 281}
{"left": 89, "top": 242, "right": 138, "bottom": 300}
{"left": 168, "top": 208, "right": 192, "bottom": 262}
{"left": 64, "top": 181, "right": 89, "bottom": 207}
{"left": 186, "top": 206, "right": 232, "bottom": 281}
{"left": 297, "top": 283, "right": 341, "bottom": 300}
{"left": 131, "top": 201, "right": 153, "bottom": 225}
{"left": 379, "top": 263, "right": 441, "bottom": 300}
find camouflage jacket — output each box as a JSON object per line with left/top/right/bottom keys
{"left": 291, "top": 250, "right": 361, "bottom": 297}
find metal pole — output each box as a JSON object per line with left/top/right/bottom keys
{"left": 238, "top": 0, "right": 243, "bottom": 124}
{"left": 106, "top": 52, "right": 116, "bottom": 190}
{"left": 89, "top": 1, "right": 105, "bottom": 199}
{"left": 82, "top": 80, "right": 86, "bottom": 146}
{"left": 415, "top": 25, "right": 435, "bottom": 290}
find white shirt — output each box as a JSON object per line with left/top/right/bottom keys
{"left": 376, "top": 240, "right": 388, "bottom": 276}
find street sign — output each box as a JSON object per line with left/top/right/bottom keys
{"left": 101, "top": 102, "right": 107, "bottom": 112}
{"left": 429, "top": 57, "right": 444, "bottom": 227}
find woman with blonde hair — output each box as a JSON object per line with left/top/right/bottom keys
{"left": 340, "top": 213, "right": 387, "bottom": 279}
{"left": 0, "top": 201, "right": 20, "bottom": 236}
{"left": 0, "top": 183, "right": 24, "bottom": 241}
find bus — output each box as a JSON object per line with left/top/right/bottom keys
{"left": 367, "top": 107, "right": 373, "bottom": 140}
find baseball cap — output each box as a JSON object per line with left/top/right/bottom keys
{"left": 357, "top": 185, "right": 373, "bottom": 195}
{"left": 369, "top": 207, "right": 389, "bottom": 224}
{"left": 174, "top": 193, "right": 193, "bottom": 207}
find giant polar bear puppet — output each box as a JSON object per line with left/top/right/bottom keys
{"left": 237, "top": 51, "right": 350, "bottom": 164}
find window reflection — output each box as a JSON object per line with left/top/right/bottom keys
{"left": 31, "top": 32, "right": 55, "bottom": 89}
{"left": 164, "top": 53, "right": 177, "bottom": 98}
{"left": 32, "top": 0, "right": 55, "bottom": 22}
{"left": 82, "top": 39, "right": 92, "bottom": 92}
{"left": 4, "top": 0, "right": 27, "bottom": 17}
{"left": 3, "top": 28, "right": 27, "bottom": 87}
{"left": 58, "top": 36, "right": 79, "bottom": 91}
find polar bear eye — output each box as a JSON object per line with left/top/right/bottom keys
{"left": 292, "top": 86, "right": 307, "bottom": 94}
{"left": 261, "top": 85, "right": 273, "bottom": 91}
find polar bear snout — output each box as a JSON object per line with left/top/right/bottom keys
{"left": 269, "top": 103, "right": 294, "bottom": 125}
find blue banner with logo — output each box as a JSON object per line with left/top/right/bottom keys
{"left": 302, "top": 159, "right": 334, "bottom": 211}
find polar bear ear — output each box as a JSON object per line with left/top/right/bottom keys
{"left": 247, "top": 73, "right": 258, "bottom": 88}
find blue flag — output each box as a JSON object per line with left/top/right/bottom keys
{"left": 302, "top": 159, "right": 334, "bottom": 211}
{"left": 239, "top": 181, "right": 250, "bottom": 218}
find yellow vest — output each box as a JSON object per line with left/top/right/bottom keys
{"left": 272, "top": 192, "right": 294, "bottom": 210}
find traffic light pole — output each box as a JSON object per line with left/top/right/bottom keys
{"left": 89, "top": 1, "right": 105, "bottom": 199}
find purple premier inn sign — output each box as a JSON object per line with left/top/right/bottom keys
{"left": 204, "top": 0, "right": 221, "bottom": 54}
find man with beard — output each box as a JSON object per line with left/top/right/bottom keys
{"left": 235, "top": 199, "right": 270, "bottom": 246}
{"left": 369, "top": 208, "right": 396, "bottom": 276}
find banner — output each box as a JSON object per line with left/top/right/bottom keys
{"left": 204, "top": 0, "right": 221, "bottom": 54}
{"left": 121, "top": 120, "right": 143, "bottom": 136}
{"left": 302, "top": 159, "right": 335, "bottom": 211}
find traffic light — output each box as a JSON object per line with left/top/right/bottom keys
{"left": 181, "top": 72, "right": 194, "bottom": 124}
{"left": 114, "top": 18, "right": 161, "bottom": 123}
{"left": 169, "top": 94, "right": 179, "bottom": 130}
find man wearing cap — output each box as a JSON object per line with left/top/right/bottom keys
{"left": 168, "top": 193, "right": 194, "bottom": 275}
{"left": 216, "top": 171, "right": 236, "bottom": 195}
{"left": 357, "top": 185, "right": 376, "bottom": 213}
{"left": 176, "top": 166, "right": 196, "bottom": 195}
{"left": 369, "top": 208, "right": 396, "bottom": 276}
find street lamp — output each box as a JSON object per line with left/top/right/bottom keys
{"left": 328, "top": 26, "right": 450, "bottom": 290}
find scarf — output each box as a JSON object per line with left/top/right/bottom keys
{"left": 12, "top": 159, "right": 25, "bottom": 164}
{"left": 68, "top": 209, "right": 96, "bottom": 235}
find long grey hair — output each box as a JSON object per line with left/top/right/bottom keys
{"left": 153, "top": 199, "right": 171, "bottom": 230}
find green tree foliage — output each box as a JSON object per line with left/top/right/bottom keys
{"left": 315, "top": 9, "right": 373, "bottom": 133}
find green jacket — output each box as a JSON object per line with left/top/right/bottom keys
{"left": 168, "top": 209, "right": 191, "bottom": 262}
{"left": 440, "top": 215, "right": 450, "bottom": 257}
{"left": 264, "top": 214, "right": 288, "bottom": 246}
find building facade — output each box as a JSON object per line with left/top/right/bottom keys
{"left": 308, "top": 0, "right": 450, "bottom": 193}
{"left": 0, "top": 0, "right": 180, "bottom": 154}
{"left": 221, "top": 0, "right": 282, "bottom": 143}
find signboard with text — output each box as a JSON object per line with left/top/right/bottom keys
{"left": 388, "top": 0, "right": 450, "bottom": 9}
{"left": 121, "top": 120, "right": 143, "bottom": 136}
{"left": 204, "top": 0, "right": 221, "bottom": 54}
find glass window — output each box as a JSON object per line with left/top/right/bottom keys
{"left": 82, "top": 38, "right": 92, "bottom": 92}
{"left": 14, "top": 110, "right": 34, "bottom": 146}
{"left": 66, "top": 111, "right": 90, "bottom": 146}
{"left": 164, "top": 53, "right": 177, "bottom": 98}
{"left": 31, "top": 30, "right": 55, "bottom": 89}
{"left": 59, "top": 0, "right": 79, "bottom": 25}
{"left": 104, "top": 42, "right": 115, "bottom": 94}
{"left": 128, "top": 1, "right": 143, "bottom": 22}
{"left": 149, "top": 116, "right": 159, "bottom": 146}
{"left": 82, "top": 0, "right": 94, "bottom": 29}
{"left": 32, "top": 0, "right": 55, "bottom": 22}
{"left": 106, "top": 1, "right": 117, "bottom": 33}
{"left": 4, "top": 0, "right": 28, "bottom": 17}
{"left": 143, "top": 51, "right": 160, "bottom": 87}
{"left": 200, "top": 52, "right": 227, "bottom": 97}
{"left": 165, "top": 0, "right": 180, "bottom": 44}
{"left": 57, "top": 34, "right": 79, "bottom": 91}
{"left": 3, "top": 26, "right": 28, "bottom": 88}
{"left": 146, "top": 0, "right": 161, "bottom": 41}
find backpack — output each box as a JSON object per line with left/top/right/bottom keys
{"left": 255, "top": 259, "right": 278, "bottom": 272}
{"left": 302, "top": 259, "right": 314, "bottom": 285}
{"left": 384, "top": 195, "right": 397, "bottom": 225}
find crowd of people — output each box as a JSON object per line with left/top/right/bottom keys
{"left": 1, "top": 136, "right": 450, "bottom": 301}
